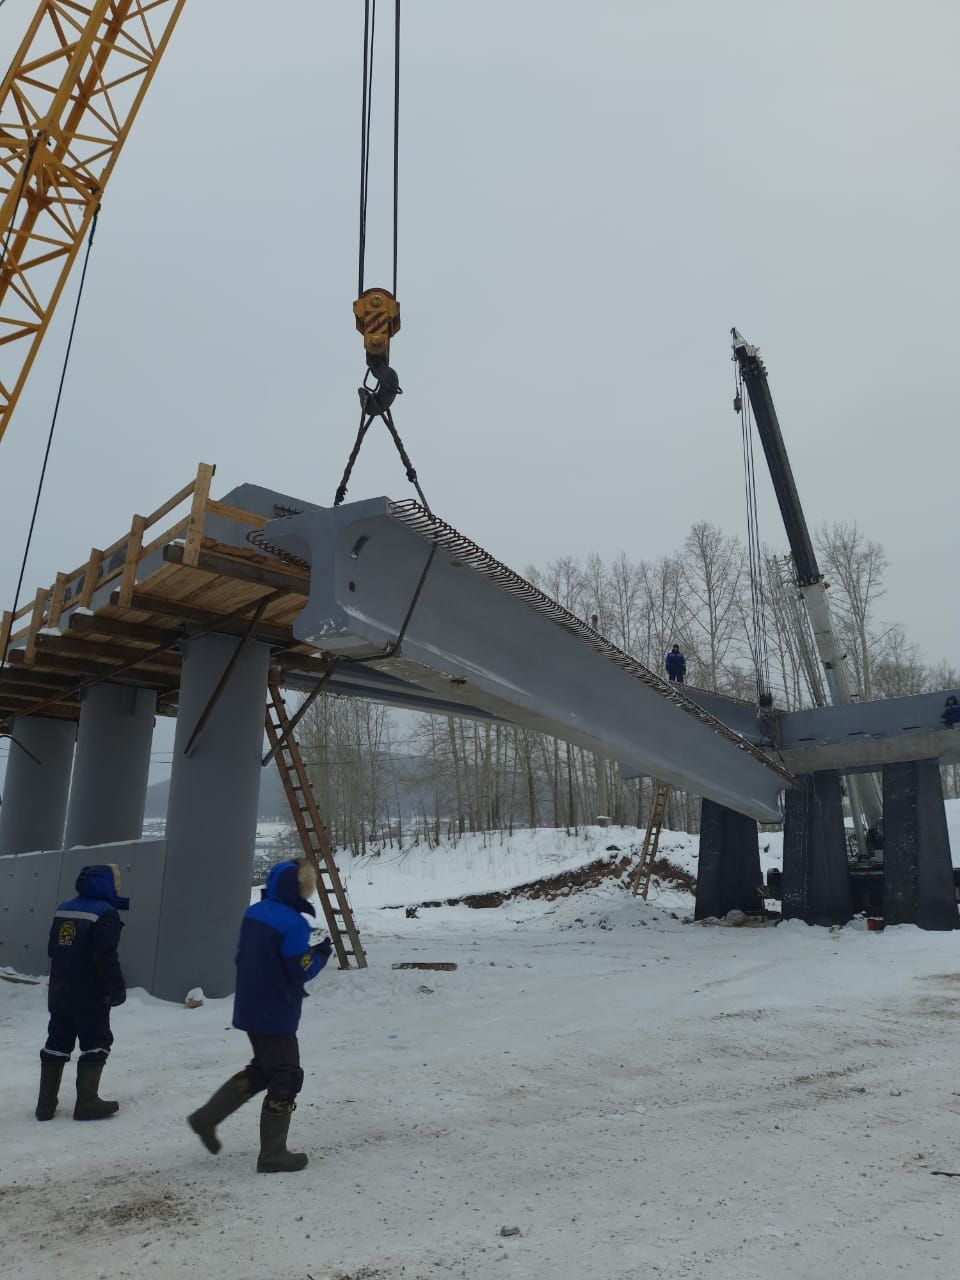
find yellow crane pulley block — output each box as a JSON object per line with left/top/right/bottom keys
{"left": 353, "top": 287, "right": 400, "bottom": 360}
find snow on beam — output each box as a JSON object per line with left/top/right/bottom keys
{"left": 261, "top": 498, "right": 793, "bottom": 822}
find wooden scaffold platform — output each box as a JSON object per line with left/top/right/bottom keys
{"left": 0, "top": 462, "right": 366, "bottom": 967}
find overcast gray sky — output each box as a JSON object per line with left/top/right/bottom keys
{"left": 1, "top": 0, "right": 957, "bottom": 683}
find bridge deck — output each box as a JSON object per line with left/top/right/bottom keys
{"left": 0, "top": 466, "right": 793, "bottom": 822}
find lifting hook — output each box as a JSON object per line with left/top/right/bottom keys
{"left": 354, "top": 287, "right": 402, "bottom": 416}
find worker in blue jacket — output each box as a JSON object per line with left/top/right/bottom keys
{"left": 665, "top": 644, "right": 686, "bottom": 683}
{"left": 36, "top": 863, "right": 128, "bottom": 1122}
{"left": 942, "top": 694, "right": 960, "bottom": 727}
{"left": 188, "top": 858, "right": 332, "bottom": 1173}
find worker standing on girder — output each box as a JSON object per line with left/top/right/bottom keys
{"left": 187, "top": 859, "right": 332, "bottom": 1173}
{"left": 665, "top": 645, "right": 686, "bottom": 684}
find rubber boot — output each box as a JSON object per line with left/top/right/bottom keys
{"left": 256, "top": 1100, "right": 308, "bottom": 1173}
{"left": 36, "top": 1059, "right": 66, "bottom": 1121}
{"left": 188, "top": 1072, "right": 251, "bottom": 1154}
{"left": 73, "top": 1057, "right": 119, "bottom": 1120}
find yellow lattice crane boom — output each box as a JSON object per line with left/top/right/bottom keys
{"left": 0, "top": 0, "right": 186, "bottom": 445}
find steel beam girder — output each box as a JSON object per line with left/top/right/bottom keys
{"left": 777, "top": 692, "right": 960, "bottom": 774}
{"left": 262, "top": 499, "right": 791, "bottom": 822}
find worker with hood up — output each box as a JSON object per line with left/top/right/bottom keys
{"left": 37, "top": 863, "right": 129, "bottom": 1122}
{"left": 188, "top": 858, "right": 332, "bottom": 1173}
{"left": 665, "top": 644, "right": 687, "bottom": 684}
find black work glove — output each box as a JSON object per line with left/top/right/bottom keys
{"left": 313, "top": 937, "right": 333, "bottom": 961}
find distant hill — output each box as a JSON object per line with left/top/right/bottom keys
{"left": 144, "top": 752, "right": 426, "bottom": 823}
{"left": 144, "top": 767, "right": 289, "bottom": 822}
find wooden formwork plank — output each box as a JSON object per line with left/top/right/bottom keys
{"left": 78, "top": 549, "right": 104, "bottom": 608}
{"left": 35, "top": 634, "right": 181, "bottom": 671}
{"left": 120, "top": 592, "right": 299, "bottom": 646}
{"left": 23, "top": 588, "right": 50, "bottom": 666}
{"left": 163, "top": 544, "right": 309, "bottom": 593}
{"left": 143, "top": 474, "right": 203, "bottom": 528}
{"left": 66, "top": 612, "right": 181, "bottom": 646}
{"left": 205, "top": 499, "right": 268, "bottom": 528}
{"left": 181, "top": 462, "right": 216, "bottom": 568}
{"left": 117, "top": 514, "right": 147, "bottom": 609}
{"left": 47, "top": 573, "right": 70, "bottom": 629}
{"left": 0, "top": 696, "right": 79, "bottom": 720}
{"left": 140, "top": 514, "right": 189, "bottom": 562}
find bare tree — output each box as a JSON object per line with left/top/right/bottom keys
{"left": 816, "top": 522, "right": 888, "bottom": 700}
{"left": 679, "top": 522, "right": 746, "bottom": 690}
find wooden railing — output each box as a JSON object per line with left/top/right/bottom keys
{"left": 0, "top": 462, "right": 269, "bottom": 661}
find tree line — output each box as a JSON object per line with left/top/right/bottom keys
{"left": 298, "top": 520, "right": 958, "bottom": 854}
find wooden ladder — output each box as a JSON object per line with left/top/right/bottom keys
{"left": 265, "top": 680, "right": 367, "bottom": 969}
{"left": 628, "top": 781, "right": 671, "bottom": 899}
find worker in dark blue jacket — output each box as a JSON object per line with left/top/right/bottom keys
{"left": 188, "top": 859, "right": 332, "bottom": 1173}
{"left": 36, "top": 863, "right": 128, "bottom": 1122}
{"left": 665, "top": 644, "right": 686, "bottom": 683}
{"left": 942, "top": 694, "right": 960, "bottom": 727}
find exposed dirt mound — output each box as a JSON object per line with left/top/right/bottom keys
{"left": 408, "top": 848, "right": 696, "bottom": 910}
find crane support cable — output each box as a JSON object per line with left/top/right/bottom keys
{"left": 333, "top": 1, "right": 433, "bottom": 657}
{"left": 341, "top": 1, "right": 422, "bottom": 510}
{"left": 392, "top": 0, "right": 400, "bottom": 297}
{"left": 357, "top": 0, "right": 375, "bottom": 296}
{"left": 357, "top": 0, "right": 400, "bottom": 297}
{"left": 2, "top": 207, "right": 100, "bottom": 671}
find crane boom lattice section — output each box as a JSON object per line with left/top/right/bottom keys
{"left": 0, "top": 0, "right": 186, "bottom": 443}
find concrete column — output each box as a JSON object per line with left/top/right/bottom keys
{"left": 883, "top": 759, "right": 958, "bottom": 931}
{"left": 694, "top": 798, "right": 762, "bottom": 920}
{"left": 63, "top": 684, "right": 156, "bottom": 849}
{"left": 782, "top": 771, "right": 852, "bottom": 926}
{"left": 153, "top": 632, "right": 270, "bottom": 1001}
{"left": 0, "top": 717, "right": 75, "bottom": 855}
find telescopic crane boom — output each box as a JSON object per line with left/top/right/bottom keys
{"left": 731, "top": 328, "right": 882, "bottom": 848}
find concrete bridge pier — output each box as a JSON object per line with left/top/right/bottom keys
{"left": 694, "top": 799, "right": 762, "bottom": 919}
{"left": 882, "top": 759, "right": 958, "bottom": 931}
{"left": 153, "top": 632, "right": 271, "bottom": 1002}
{"left": 782, "top": 771, "right": 853, "bottom": 926}
{"left": 63, "top": 684, "right": 156, "bottom": 849}
{"left": 0, "top": 717, "right": 75, "bottom": 855}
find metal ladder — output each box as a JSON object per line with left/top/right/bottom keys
{"left": 628, "top": 781, "right": 671, "bottom": 899}
{"left": 265, "top": 680, "right": 367, "bottom": 969}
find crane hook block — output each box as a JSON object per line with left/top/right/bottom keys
{"left": 354, "top": 288, "right": 401, "bottom": 359}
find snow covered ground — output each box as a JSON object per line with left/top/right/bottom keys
{"left": 3, "top": 815, "right": 960, "bottom": 1280}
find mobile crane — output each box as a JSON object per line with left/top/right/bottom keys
{"left": 0, "top": 2, "right": 189, "bottom": 446}
{"left": 731, "top": 328, "right": 883, "bottom": 858}
{"left": 1, "top": 1, "right": 401, "bottom": 453}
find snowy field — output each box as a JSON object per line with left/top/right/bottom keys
{"left": 2, "top": 817, "right": 960, "bottom": 1280}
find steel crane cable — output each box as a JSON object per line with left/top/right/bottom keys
{"left": 336, "top": 1, "right": 434, "bottom": 658}
{"left": 737, "top": 364, "right": 772, "bottom": 703}
{"left": 357, "top": 0, "right": 400, "bottom": 297}
{"left": 1, "top": 207, "right": 100, "bottom": 672}
{"left": 338, "top": 1, "right": 429, "bottom": 516}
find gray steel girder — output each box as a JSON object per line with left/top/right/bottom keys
{"left": 261, "top": 498, "right": 792, "bottom": 822}
{"left": 775, "top": 692, "right": 960, "bottom": 774}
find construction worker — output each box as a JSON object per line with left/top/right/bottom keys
{"left": 36, "top": 863, "right": 128, "bottom": 1122}
{"left": 187, "top": 859, "right": 332, "bottom": 1173}
{"left": 941, "top": 695, "right": 960, "bottom": 727}
{"left": 665, "top": 644, "right": 686, "bottom": 684}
